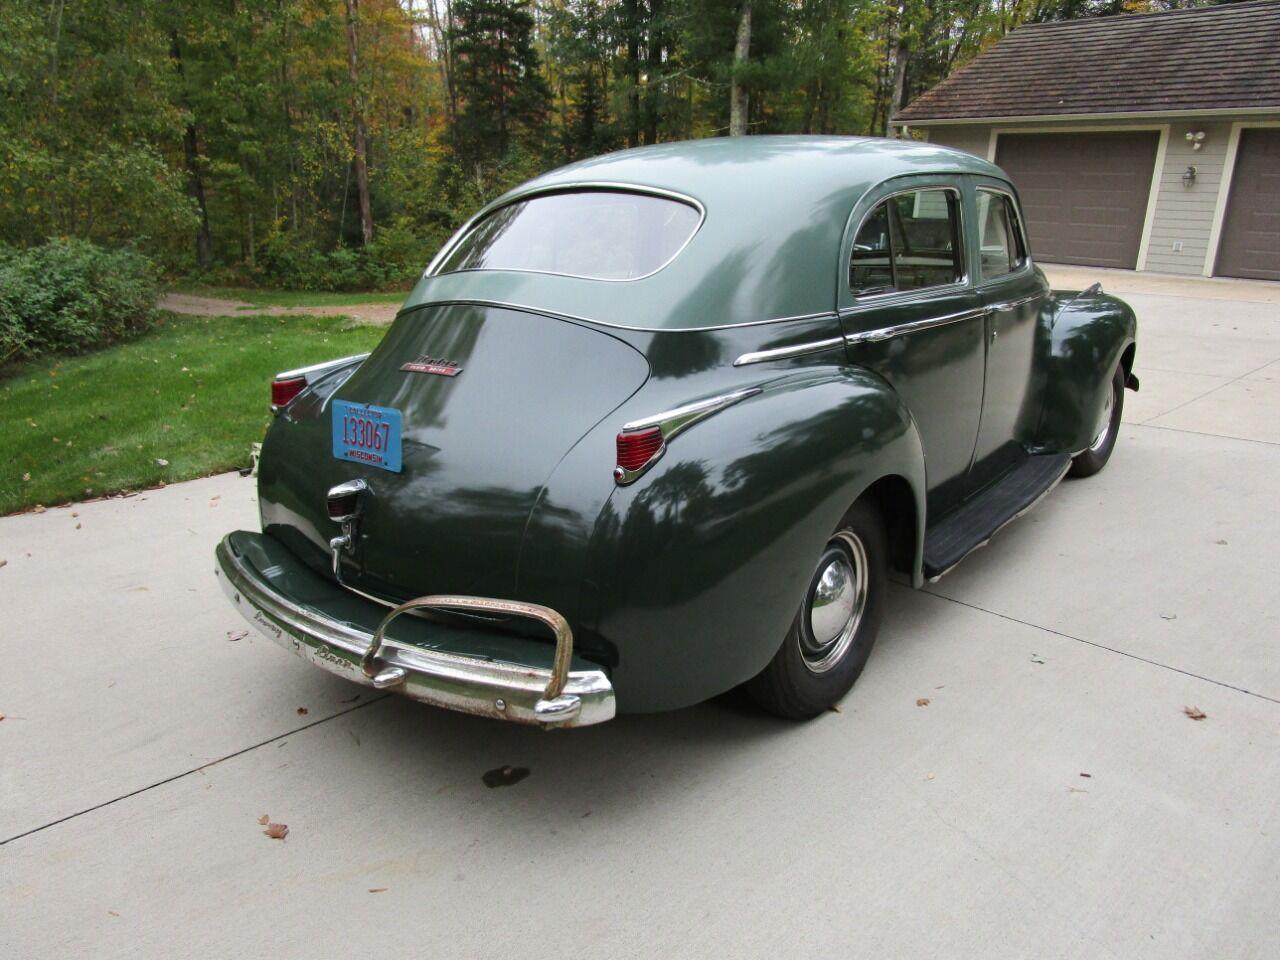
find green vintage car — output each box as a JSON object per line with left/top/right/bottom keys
{"left": 215, "top": 136, "right": 1137, "bottom": 727}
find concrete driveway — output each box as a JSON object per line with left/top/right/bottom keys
{"left": 3, "top": 271, "right": 1278, "bottom": 958}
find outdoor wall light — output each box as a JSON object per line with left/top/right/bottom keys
{"left": 1185, "top": 130, "right": 1206, "bottom": 151}
{"left": 1182, "top": 165, "right": 1198, "bottom": 187}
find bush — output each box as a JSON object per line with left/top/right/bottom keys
{"left": 255, "top": 218, "right": 435, "bottom": 292}
{"left": 0, "top": 239, "right": 161, "bottom": 366}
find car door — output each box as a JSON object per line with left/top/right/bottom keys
{"left": 967, "top": 181, "right": 1050, "bottom": 493}
{"left": 839, "top": 180, "right": 985, "bottom": 518}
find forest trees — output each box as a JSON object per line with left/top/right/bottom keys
{"left": 0, "top": 0, "right": 1208, "bottom": 286}
{"left": 449, "top": 0, "right": 551, "bottom": 164}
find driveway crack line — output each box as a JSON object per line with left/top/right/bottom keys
{"left": 1141, "top": 356, "right": 1278, "bottom": 422}
{"left": 1129, "top": 421, "right": 1280, "bottom": 448}
{"left": 917, "top": 587, "right": 1280, "bottom": 706}
{"left": 0, "top": 694, "right": 389, "bottom": 847}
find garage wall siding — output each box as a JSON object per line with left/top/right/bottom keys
{"left": 916, "top": 117, "right": 1243, "bottom": 276}
{"left": 919, "top": 125, "right": 990, "bottom": 158}
{"left": 1144, "top": 121, "right": 1231, "bottom": 275}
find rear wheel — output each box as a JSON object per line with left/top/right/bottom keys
{"left": 1069, "top": 365, "right": 1125, "bottom": 478}
{"left": 745, "top": 500, "right": 887, "bottom": 719}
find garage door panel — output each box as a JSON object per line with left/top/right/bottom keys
{"left": 996, "top": 131, "right": 1159, "bottom": 270}
{"left": 1217, "top": 129, "right": 1280, "bottom": 281}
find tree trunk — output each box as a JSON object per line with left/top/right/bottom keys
{"left": 887, "top": 6, "right": 909, "bottom": 137}
{"left": 624, "top": 0, "right": 641, "bottom": 147}
{"left": 344, "top": 0, "right": 374, "bottom": 245}
{"left": 643, "top": 0, "right": 664, "bottom": 145}
{"left": 729, "top": 0, "right": 752, "bottom": 137}
{"left": 169, "top": 32, "right": 212, "bottom": 269}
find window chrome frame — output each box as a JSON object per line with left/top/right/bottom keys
{"left": 846, "top": 184, "right": 970, "bottom": 304}
{"left": 425, "top": 182, "right": 706, "bottom": 284}
{"left": 973, "top": 184, "right": 1035, "bottom": 287}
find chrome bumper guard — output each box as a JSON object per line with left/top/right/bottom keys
{"left": 215, "top": 535, "right": 615, "bottom": 727}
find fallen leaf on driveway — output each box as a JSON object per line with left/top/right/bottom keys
{"left": 1215, "top": 539, "right": 1228, "bottom": 545}
{"left": 916, "top": 697, "right": 930, "bottom": 707}
{"left": 226, "top": 630, "right": 247, "bottom": 641}
{"left": 0, "top": 559, "right": 7, "bottom": 569}
{"left": 482, "top": 765, "right": 530, "bottom": 788}
{"left": 0, "top": 713, "right": 5, "bottom": 722}
{"left": 828, "top": 703, "right": 841, "bottom": 713}
{"left": 257, "top": 814, "right": 269, "bottom": 825}
{"left": 1160, "top": 613, "right": 1177, "bottom": 621}
{"left": 296, "top": 707, "right": 308, "bottom": 716}
{"left": 1184, "top": 706, "right": 1207, "bottom": 721}
{"left": 368, "top": 888, "right": 388, "bottom": 894}
{"left": 1030, "top": 654, "right": 1046, "bottom": 664}
{"left": 33, "top": 505, "right": 46, "bottom": 514}
{"left": 264, "top": 822, "right": 289, "bottom": 839}
{"left": 1080, "top": 772, "right": 1092, "bottom": 778}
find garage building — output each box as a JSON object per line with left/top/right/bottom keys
{"left": 891, "top": 1, "right": 1280, "bottom": 281}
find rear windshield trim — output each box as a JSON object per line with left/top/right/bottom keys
{"left": 428, "top": 183, "right": 706, "bottom": 283}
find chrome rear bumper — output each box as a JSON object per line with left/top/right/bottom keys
{"left": 215, "top": 534, "right": 615, "bottom": 727}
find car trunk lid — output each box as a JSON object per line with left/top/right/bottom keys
{"left": 315, "top": 302, "right": 648, "bottom": 604}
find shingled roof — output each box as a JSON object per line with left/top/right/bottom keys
{"left": 893, "top": 0, "right": 1280, "bottom": 123}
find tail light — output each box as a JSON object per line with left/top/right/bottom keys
{"left": 614, "top": 427, "right": 665, "bottom": 482}
{"left": 271, "top": 376, "right": 307, "bottom": 409}
{"left": 269, "top": 353, "right": 372, "bottom": 412}
{"left": 613, "top": 387, "right": 763, "bottom": 486}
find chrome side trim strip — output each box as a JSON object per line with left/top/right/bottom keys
{"left": 733, "top": 336, "right": 846, "bottom": 367}
{"left": 844, "top": 307, "right": 988, "bottom": 346}
{"left": 275, "top": 353, "right": 369, "bottom": 384}
{"left": 403, "top": 297, "right": 838, "bottom": 334}
{"left": 215, "top": 536, "right": 614, "bottom": 727}
{"left": 987, "top": 292, "right": 1044, "bottom": 312}
{"left": 621, "top": 387, "right": 761, "bottom": 434}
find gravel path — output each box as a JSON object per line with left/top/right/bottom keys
{"left": 160, "top": 292, "right": 398, "bottom": 325}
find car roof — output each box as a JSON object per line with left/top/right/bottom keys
{"left": 404, "top": 136, "right": 1006, "bottom": 331}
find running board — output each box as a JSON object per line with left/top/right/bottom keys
{"left": 923, "top": 453, "right": 1071, "bottom": 580}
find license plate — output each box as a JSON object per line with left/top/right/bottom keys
{"left": 332, "top": 400, "right": 402, "bottom": 473}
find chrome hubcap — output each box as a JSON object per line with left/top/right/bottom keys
{"left": 1089, "top": 380, "right": 1117, "bottom": 453}
{"left": 800, "top": 531, "right": 868, "bottom": 673}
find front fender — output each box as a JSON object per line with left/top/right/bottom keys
{"left": 578, "top": 367, "right": 926, "bottom": 712}
{"left": 1035, "top": 291, "right": 1137, "bottom": 454}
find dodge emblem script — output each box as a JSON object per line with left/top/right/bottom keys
{"left": 401, "top": 355, "right": 463, "bottom": 377}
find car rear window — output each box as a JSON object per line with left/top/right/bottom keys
{"left": 436, "top": 190, "right": 702, "bottom": 281}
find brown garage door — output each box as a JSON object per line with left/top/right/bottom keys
{"left": 1215, "top": 129, "right": 1280, "bottom": 282}
{"left": 995, "top": 131, "right": 1159, "bottom": 269}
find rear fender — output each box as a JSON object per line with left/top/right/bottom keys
{"left": 571, "top": 366, "right": 926, "bottom": 712}
{"left": 1034, "top": 290, "right": 1137, "bottom": 454}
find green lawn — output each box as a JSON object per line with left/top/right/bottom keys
{"left": 173, "top": 284, "right": 409, "bottom": 308}
{"left": 1, "top": 313, "right": 387, "bottom": 515}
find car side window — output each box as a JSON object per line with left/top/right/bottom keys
{"left": 976, "top": 190, "right": 1027, "bottom": 281}
{"left": 850, "top": 188, "right": 963, "bottom": 296}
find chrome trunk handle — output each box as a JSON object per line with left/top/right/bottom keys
{"left": 362, "top": 594, "right": 581, "bottom": 722}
